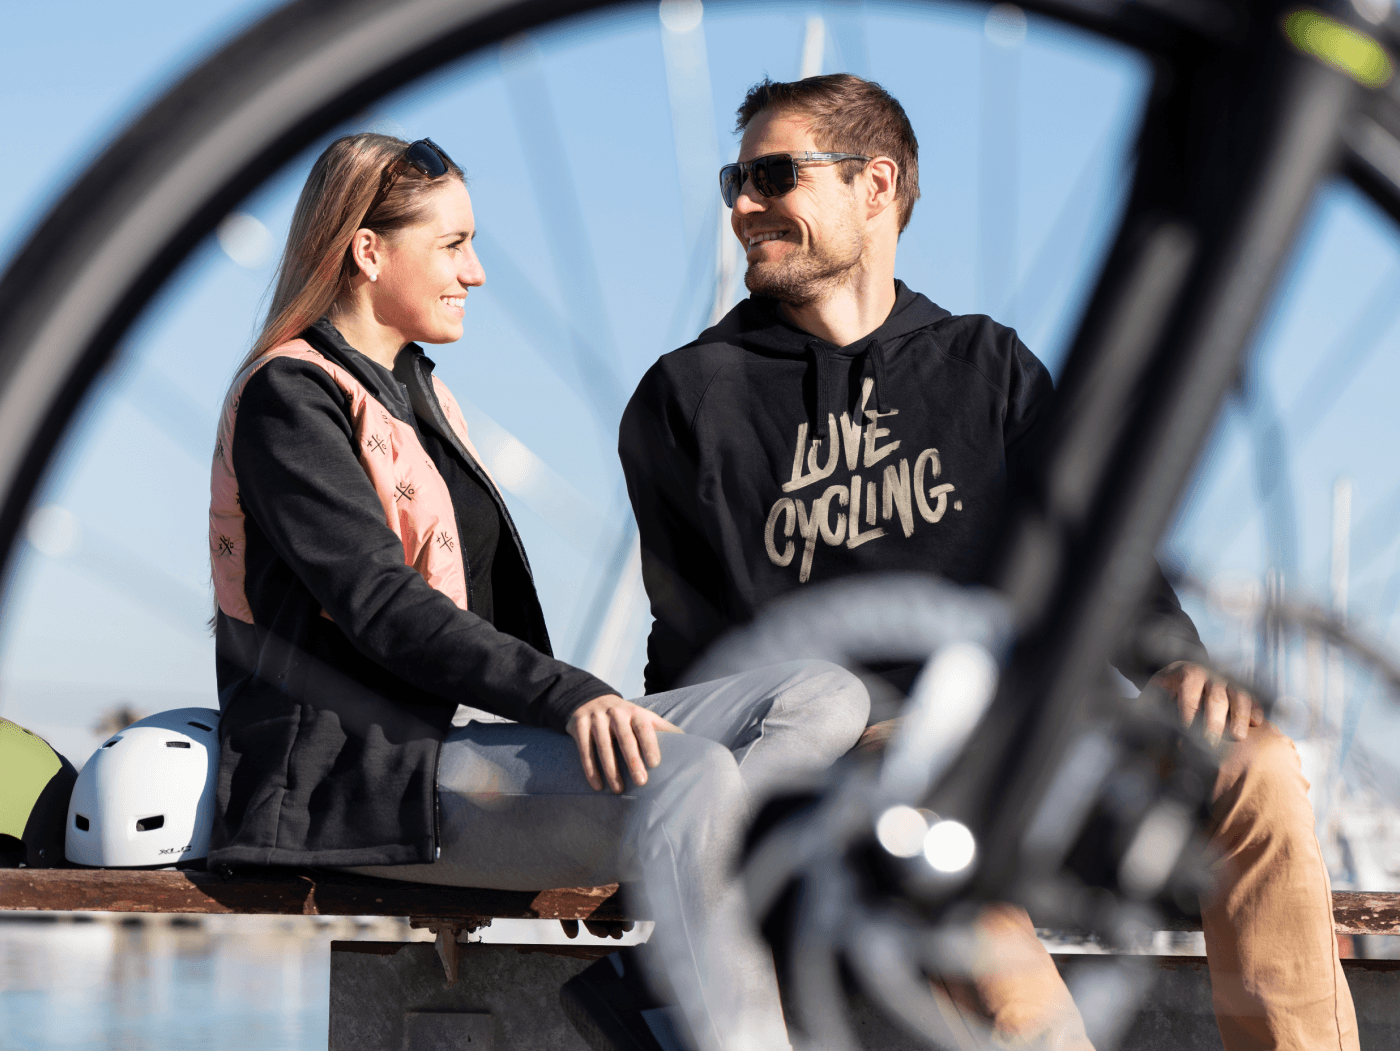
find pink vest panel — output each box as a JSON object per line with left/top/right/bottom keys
{"left": 210, "top": 341, "right": 471, "bottom": 625}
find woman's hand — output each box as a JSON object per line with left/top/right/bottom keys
{"left": 566, "top": 694, "right": 682, "bottom": 793}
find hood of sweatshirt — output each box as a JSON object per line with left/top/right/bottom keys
{"left": 693, "top": 281, "right": 952, "bottom": 440}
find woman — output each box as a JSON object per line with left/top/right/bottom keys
{"left": 208, "top": 133, "right": 868, "bottom": 1051}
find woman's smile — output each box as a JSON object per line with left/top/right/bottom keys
{"left": 356, "top": 178, "right": 484, "bottom": 355}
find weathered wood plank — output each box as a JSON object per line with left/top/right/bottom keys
{"left": 1332, "top": 892, "right": 1400, "bottom": 936}
{"left": 0, "top": 868, "right": 629, "bottom": 921}
{"left": 2, "top": 870, "right": 1396, "bottom": 933}
{"left": 1121, "top": 892, "right": 1400, "bottom": 935}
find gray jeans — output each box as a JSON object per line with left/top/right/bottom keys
{"left": 346, "top": 659, "right": 869, "bottom": 1051}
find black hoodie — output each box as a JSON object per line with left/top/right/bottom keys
{"left": 620, "top": 281, "right": 1205, "bottom": 694}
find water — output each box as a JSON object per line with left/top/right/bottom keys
{"left": 0, "top": 912, "right": 648, "bottom": 1050}
{"left": 0, "top": 914, "right": 411, "bottom": 1051}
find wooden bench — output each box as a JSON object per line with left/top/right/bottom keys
{"left": 0, "top": 867, "right": 627, "bottom": 923}
{"left": 4, "top": 868, "right": 1398, "bottom": 978}
{"left": 0, "top": 867, "right": 634, "bottom": 981}
{"left": 4, "top": 868, "right": 1397, "bottom": 933}
{"left": 4, "top": 870, "right": 1398, "bottom": 969}
{"left": 5, "top": 870, "right": 1399, "bottom": 1050}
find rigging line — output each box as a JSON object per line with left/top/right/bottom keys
{"left": 709, "top": 198, "right": 744, "bottom": 327}
{"left": 800, "top": 14, "right": 827, "bottom": 78}
{"left": 1309, "top": 365, "right": 1400, "bottom": 589}
{"left": 1200, "top": 263, "right": 1400, "bottom": 557}
{"left": 1242, "top": 375, "right": 1300, "bottom": 579}
{"left": 1175, "top": 575, "right": 1400, "bottom": 702}
{"left": 1337, "top": 665, "right": 1374, "bottom": 770}
{"left": 1000, "top": 125, "right": 1121, "bottom": 350}
{"left": 822, "top": 0, "right": 870, "bottom": 78}
{"left": 1339, "top": 557, "right": 1400, "bottom": 777}
{"left": 976, "top": 18, "right": 1020, "bottom": 322}
{"left": 31, "top": 524, "right": 212, "bottom": 644}
{"left": 450, "top": 391, "right": 607, "bottom": 552}
{"left": 1275, "top": 264, "right": 1400, "bottom": 439}
{"left": 1353, "top": 511, "right": 1400, "bottom": 650}
{"left": 579, "top": 519, "right": 644, "bottom": 682}
{"left": 567, "top": 4, "right": 735, "bottom": 683}
{"left": 1362, "top": 524, "right": 1400, "bottom": 626}
{"left": 113, "top": 362, "right": 215, "bottom": 461}
{"left": 659, "top": 0, "right": 722, "bottom": 250}
{"left": 499, "top": 36, "right": 624, "bottom": 385}
{"left": 1322, "top": 475, "right": 1400, "bottom": 595}
{"left": 659, "top": 1, "right": 725, "bottom": 348}
{"left": 473, "top": 228, "right": 627, "bottom": 430}
{"left": 663, "top": 195, "right": 722, "bottom": 351}
{"left": 566, "top": 482, "right": 640, "bottom": 668}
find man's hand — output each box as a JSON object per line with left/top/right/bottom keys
{"left": 566, "top": 694, "right": 682, "bottom": 793}
{"left": 1148, "top": 661, "right": 1263, "bottom": 746}
{"left": 853, "top": 718, "right": 902, "bottom": 756}
{"left": 559, "top": 918, "right": 637, "bottom": 939}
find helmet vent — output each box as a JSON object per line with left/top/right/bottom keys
{"left": 74, "top": 814, "right": 89, "bottom": 831}
{"left": 136, "top": 815, "right": 164, "bottom": 832}
{"left": 187, "top": 721, "right": 213, "bottom": 732}
{"left": 102, "top": 738, "right": 120, "bottom": 748}
{"left": 165, "top": 740, "right": 191, "bottom": 749}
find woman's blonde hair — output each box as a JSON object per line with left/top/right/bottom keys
{"left": 239, "top": 132, "right": 464, "bottom": 371}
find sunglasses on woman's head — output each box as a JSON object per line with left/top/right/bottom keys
{"left": 364, "top": 138, "right": 457, "bottom": 219}
{"left": 398, "top": 138, "right": 454, "bottom": 179}
{"left": 719, "top": 151, "right": 871, "bottom": 208}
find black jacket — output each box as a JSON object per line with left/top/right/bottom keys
{"left": 210, "top": 321, "right": 613, "bottom": 870}
{"left": 619, "top": 283, "right": 1205, "bottom": 693}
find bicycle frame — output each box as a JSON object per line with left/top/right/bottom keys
{"left": 1, "top": 0, "right": 1399, "bottom": 1034}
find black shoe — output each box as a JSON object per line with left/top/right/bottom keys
{"left": 560, "top": 948, "right": 690, "bottom": 1051}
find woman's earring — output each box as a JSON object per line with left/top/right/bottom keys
{"left": 369, "top": 273, "right": 377, "bottom": 283}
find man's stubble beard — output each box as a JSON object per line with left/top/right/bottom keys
{"left": 744, "top": 222, "right": 864, "bottom": 308}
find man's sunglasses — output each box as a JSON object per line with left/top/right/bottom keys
{"left": 719, "top": 151, "right": 871, "bottom": 208}
{"left": 364, "top": 138, "right": 456, "bottom": 219}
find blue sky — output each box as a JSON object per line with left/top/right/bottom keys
{"left": 1, "top": 0, "right": 1397, "bottom": 789}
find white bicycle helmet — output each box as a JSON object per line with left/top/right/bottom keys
{"left": 66, "top": 708, "right": 220, "bottom": 867}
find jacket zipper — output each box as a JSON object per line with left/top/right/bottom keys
{"left": 433, "top": 755, "right": 443, "bottom": 860}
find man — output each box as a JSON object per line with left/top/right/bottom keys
{"left": 619, "top": 74, "right": 1357, "bottom": 1051}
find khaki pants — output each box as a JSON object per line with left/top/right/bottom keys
{"left": 944, "top": 722, "right": 1359, "bottom": 1051}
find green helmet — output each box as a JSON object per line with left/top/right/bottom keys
{"left": 0, "top": 717, "right": 77, "bottom": 867}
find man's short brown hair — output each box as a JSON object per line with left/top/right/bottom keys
{"left": 736, "top": 74, "right": 921, "bottom": 233}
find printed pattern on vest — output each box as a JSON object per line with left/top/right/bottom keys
{"left": 209, "top": 341, "right": 471, "bottom": 624}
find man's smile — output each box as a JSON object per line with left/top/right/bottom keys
{"left": 745, "top": 230, "right": 794, "bottom": 249}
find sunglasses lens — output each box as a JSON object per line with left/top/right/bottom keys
{"left": 404, "top": 140, "right": 449, "bottom": 179}
{"left": 753, "top": 156, "right": 797, "bottom": 198}
{"left": 720, "top": 164, "right": 743, "bottom": 207}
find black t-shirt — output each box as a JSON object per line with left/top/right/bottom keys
{"left": 358, "top": 351, "right": 503, "bottom": 624}
{"left": 417, "top": 426, "right": 501, "bottom": 624}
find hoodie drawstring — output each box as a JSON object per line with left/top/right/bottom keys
{"left": 868, "top": 338, "right": 888, "bottom": 412}
{"left": 809, "top": 337, "right": 889, "bottom": 442}
{"left": 808, "top": 340, "right": 831, "bottom": 443}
